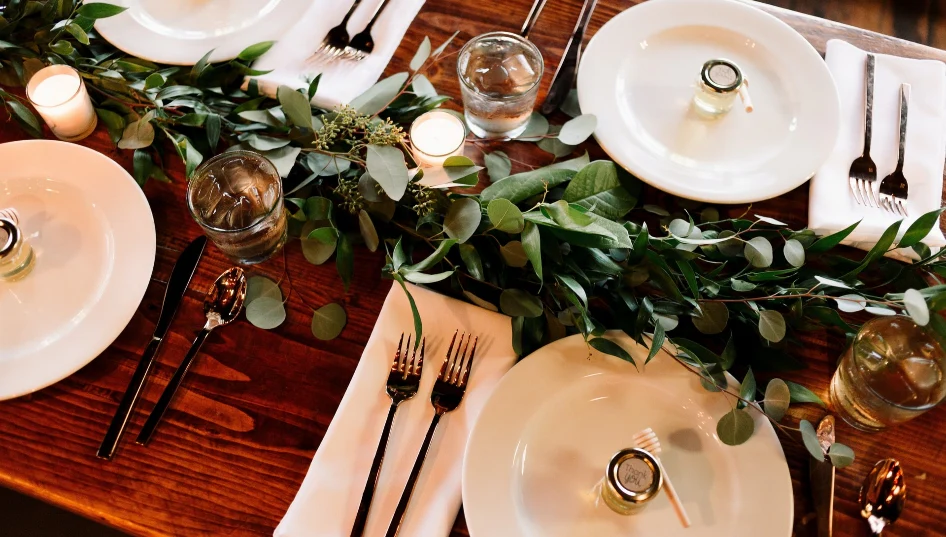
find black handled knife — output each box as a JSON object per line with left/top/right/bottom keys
{"left": 810, "top": 415, "right": 836, "bottom": 537}
{"left": 539, "top": 0, "right": 600, "bottom": 115}
{"left": 96, "top": 236, "right": 207, "bottom": 460}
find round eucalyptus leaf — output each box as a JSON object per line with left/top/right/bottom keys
{"left": 700, "top": 207, "right": 719, "bottom": 223}
{"left": 744, "top": 236, "right": 773, "bottom": 268}
{"left": 517, "top": 112, "right": 549, "bottom": 140}
{"left": 716, "top": 408, "right": 754, "bottom": 446}
{"left": 358, "top": 172, "right": 383, "bottom": 203}
{"left": 814, "top": 275, "right": 851, "bottom": 289}
{"left": 500, "top": 241, "right": 529, "bottom": 268}
{"left": 717, "top": 230, "right": 743, "bottom": 257}
{"left": 758, "top": 310, "right": 786, "bottom": 342}
{"left": 500, "top": 289, "right": 543, "bottom": 318}
{"left": 904, "top": 288, "right": 930, "bottom": 326}
{"left": 865, "top": 306, "right": 897, "bottom": 316}
{"left": 655, "top": 313, "right": 678, "bottom": 331}
{"left": 692, "top": 302, "right": 729, "bottom": 335}
{"left": 763, "top": 378, "right": 791, "bottom": 421}
{"left": 487, "top": 198, "right": 524, "bottom": 233}
{"left": 783, "top": 239, "right": 806, "bottom": 268}
{"left": 311, "top": 302, "right": 347, "bottom": 340}
{"left": 301, "top": 221, "right": 337, "bottom": 265}
{"left": 245, "top": 297, "right": 286, "bottom": 330}
{"left": 799, "top": 419, "right": 825, "bottom": 461}
{"left": 755, "top": 214, "right": 788, "bottom": 226}
{"left": 365, "top": 144, "right": 408, "bottom": 201}
{"left": 358, "top": 209, "right": 379, "bottom": 252}
{"left": 828, "top": 442, "right": 855, "bottom": 468}
{"left": 557, "top": 114, "right": 597, "bottom": 145}
{"left": 484, "top": 151, "right": 512, "bottom": 183}
{"left": 668, "top": 218, "right": 691, "bottom": 238}
{"left": 443, "top": 198, "right": 482, "bottom": 243}
{"left": 246, "top": 275, "right": 282, "bottom": 304}
{"left": 835, "top": 294, "right": 867, "bottom": 313}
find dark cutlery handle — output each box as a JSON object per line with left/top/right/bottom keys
{"left": 895, "top": 83, "right": 909, "bottom": 171}
{"left": 341, "top": 0, "right": 365, "bottom": 25}
{"left": 96, "top": 337, "right": 162, "bottom": 459}
{"left": 864, "top": 53, "right": 874, "bottom": 153}
{"left": 350, "top": 402, "right": 399, "bottom": 537}
{"left": 363, "top": 0, "right": 392, "bottom": 32}
{"left": 135, "top": 327, "right": 211, "bottom": 445}
{"left": 540, "top": 0, "right": 599, "bottom": 115}
{"left": 384, "top": 412, "right": 443, "bottom": 537}
{"left": 520, "top": 0, "right": 548, "bottom": 38}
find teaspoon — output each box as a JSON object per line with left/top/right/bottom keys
{"left": 136, "top": 267, "right": 247, "bottom": 445}
{"left": 859, "top": 459, "right": 907, "bottom": 535}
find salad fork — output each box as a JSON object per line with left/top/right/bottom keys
{"left": 849, "top": 53, "right": 878, "bottom": 206}
{"left": 384, "top": 331, "right": 478, "bottom": 537}
{"left": 878, "top": 84, "right": 910, "bottom": 216}
{"left": 344, "top": 0, "right": 394, "bottom": 61}
{"left": 312, "top": 0, "right": 364, "bottom": 60}
{"left": 349, "top": 333, "right": 425, "bottom": 537}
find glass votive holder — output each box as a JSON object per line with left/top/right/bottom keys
{"left": 26, "top": 65, "right": 97, "bottom": 141}
{"left": 0, "top": 216, "right": 35, "bottom": 282}
{"left": 409, "top": 110, "right": 466, "bottom": 167}
{"left": 457, "top": 31, "right": 544, "bottom": 139}
{"left": 830, "top": 316, "right": 946, "bottom": 431}
{"left": 186, "top": 150, "right": 288, "bottom": 265}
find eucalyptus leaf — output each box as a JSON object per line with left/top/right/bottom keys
{"left": 404, "top": 239, "right": 457, "bottom": 272}
{"left": 310, "top": 303, "right": 347, "bottom": 340}
{"left": 517, "top": 112, "right": 549, "bottom": 140}
{"left": 301, "top": 222, "right": 337, "bottom": 265}
{"left": 560, "top": 89, "right": 581, "bottom": 117}
{"left": 351, "top": 72, "right": 409, "bottom": 116}
{"left": 77, "top": 3, "right": 128, "bottom": 18}
{"left": 410, "top": 36, "right": 431, "bottom": 70}
{"left": 717, "top": 230, "right": 743, "bottom": 257}
{"left": 277, "top": 85, "right": 314, "bottom": 130}
{"left": 589, "top": 337, "right": 637, "bottom": 369}
{"left": 799, "top": 419, "right": 825, "bottom": 461}
{"left": 403, "top": 269, "right": 455, "bottom": 284}
{"left": 246, "top": 276, "right": 282, "bottom": 303}
{"left": 500, "top": 241, "right": 529, "bottom": 267}
{"left": 692, "top": 302, "right": 729, "bottom": 335}
{"left": 238, "top": 41, "right": 276, "bottom": 61}
{"left": 835, "top": 294, "right": 867, "bottom": 313}
{"left": 366, "top": 144, "right": 409, "bottom": 200}
{"left": 487, "top": 198, "right": 524, "bottom": 233}
{"left": 744, "top": 236, "right": 773, "bottom": 268}
{"left": 458, "top": 243, "right": 484, "bottom": 280}
{"left": 865, "top": 306, "right": 897, "bottom": 316}
{"left": 557, "top": 114, "right": 597, "bottom": 145}
{"left": 246, "top": 297, "right": 286, "bottom": 329}
{"left": 808, "top": 220, "right": 860, "bottom": 253}
{"left": 737, "top": 367, "right": 757, "bottom": 409}
{"left": 336, "top": 233, "right": 354, "bottom": 291}
{"left": 522, "top": 221, "right": 543, "bottom": 284}
{"left": 562, "top": 161, "right": 637, "bottom": 219}
{"left": 904, "top": 288, "right": 930, "bottom": 326}
{"left": 815, "top": 275, "right": 852, "bottom": 289}
{"left": 783, "top": 239, "right": 805, "bottom": 267}
{"left": 716, "top": 409, "right": 754, "bottom": 446}
{"left": 828, "top": 443, "right": 855, "bottom": 468}
{"left": 784, "top": 380, "right": 826, "bottom": 407}
{"left": 412, "top": 74, "right": 437, "bottom": 98}
{"left": 118, "top": 111, "right": 155, "bottom": 149}
{"left": 898, "top": 208, "right": 946, "bottom": 248}
{"left": 358, "top": 210, "right": 379, "bottom": 252}
{"left": 443, "top": 198, "right": 481, "bottom": 243}
{"left": 758, "top": 310, "right": 786, "bottom": 343}
{"left": 481, "top": 163, "right": 575, "bottom": 204}
{"left": 484, "top": 151, "right": 512, "bottom": 183}
{"left": 500, "top": 289, "right": 543, "bottom": 318}
{"left": 763, "top": 378, "right": 791, "bottom": 421}
{"left": 755, "top": 215, "right": 788, "bottom": 226}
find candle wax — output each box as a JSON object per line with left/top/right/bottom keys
{"left": 412, "top": 116, "right": 465, "bottom": 156}
{"left": 31, "top": 74, "right": 81, "bottom": 107}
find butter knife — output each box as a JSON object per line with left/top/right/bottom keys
{"left": 539, "top": 0, "right": 600, "bottom": 115}
{"left": 810, "top": 415, "right": 836, "bottom": 537}
{"left": 96, "top": 236, "right": 207, "bottom": 460}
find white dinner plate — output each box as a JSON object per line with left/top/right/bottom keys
{"left": 462, "top": 333, "right": 792, "bottom": 537}
{"left": 577, "top": 0, "right": 840, "bottom": 203}
{"left": 0, "top": 140, "right": 155, "bottom": 400}
{"left": 88, "top": 0, "right": 310, "bottom": 65}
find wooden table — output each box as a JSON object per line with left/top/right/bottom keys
{"left": 1, "top": 1, "right": 945, "bottom": 536}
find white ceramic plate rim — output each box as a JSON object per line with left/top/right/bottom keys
{"left": 462, "top": 332, "right": 793, "bottom": 537}
{"left": 87, "top": 0, "right": 310, "bottom": 65}
{"left": 577, "top": 0, "right": 840, "bottom": 203}
{"left": 0, "top": 140, "right": 155, "bottom": 400}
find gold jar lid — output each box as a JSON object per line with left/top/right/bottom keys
{"left": 701, "top": 59, "right": 743, "bottom": 93}
{"left": 607, "top": 447, "right": 663, "bottom": 504}
{"left": 0, "top": 217, "right": 21, "bottom": 260}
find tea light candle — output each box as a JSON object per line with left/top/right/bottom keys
{"left": 27, "top": 65, "right": 97, "bottom": 141}
{"left": 409, "top": 111, "right": 466, "bottom": 167}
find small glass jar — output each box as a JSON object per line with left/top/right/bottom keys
{"left": 600, "top": 447, "right": 663, "bottom": 515}
{"left": 692, "top": 59, "right": 750, "bottom": 118}
{"left": 0, "top": 217, "right": 35, "bottom": 282}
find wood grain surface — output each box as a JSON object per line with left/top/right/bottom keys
{"left": 1, "top": 1, "right": 945, "bottom": 536}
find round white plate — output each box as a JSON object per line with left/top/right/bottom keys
{"left": 88, "top": 0, "right": 310, "bottom": 65}
{"left": 577, "top": 0, "right": 839, "bottom": 203}
{"left": 462, "top": 333, "right": 792, "bottom": 537}
{"left": 0, "top": 140, "right": 155, "bottom": 400}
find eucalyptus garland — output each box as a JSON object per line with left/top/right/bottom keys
{"left": 4, "top": 1, "right": 946, "bottom": 459}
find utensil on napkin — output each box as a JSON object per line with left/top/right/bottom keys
{"left": 810, "top": 416, "right": 836, "bottom": 537}
{"left": 877, "top": 84, "right": 911, "bottom": 216}
{"left": 275, "top": 283, "right": 516, "bottom": 537}
{"left": 96, "top": 236, "right": 206, "bottom": 460}
{"left": 848, "top": 53, "right": 878, "bottom": 207}
{"left": 809, "top": 40, "right": 946, "bottom": 260}
{"left": 250, "top": 0, "right": 426, "bottom": 109}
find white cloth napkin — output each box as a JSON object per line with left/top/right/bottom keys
{"left": 275, "top": 283, "right": 516, "bottom": 537}
{"left": 251, "top": 0, "right": 426, "bottom": 109}
{"left": 808, "top": 39, "right": 946, "bottom": 260}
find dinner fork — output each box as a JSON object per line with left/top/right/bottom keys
{"left": 345, "top": 0, "right": 394, "bottom": 61}
{"left": 312, "top": 0, "right": 364, "bottom": 60}
{"left": 878, "top": 83, "right": 910, "bottom": 216}
{"left": 384, "top": 331, "right": 478, "bottom": 537}
{"left": 633, "top": 427, "right": 691, "bottom": 528}
{"left": 349, "top": 334, "right": 425, "bottom": 537}
{"left": 849, "top": 53, "right": 878, "bottom": 207}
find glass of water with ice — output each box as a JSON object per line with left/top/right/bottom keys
{"left": 457, "top": 31, "right": 544, "bottom": 138}
{"left": 187, "top": 150, "right": 288, "bottom": 265}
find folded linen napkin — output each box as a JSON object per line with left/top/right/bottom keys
{"left": 251, "top": 0, "right": 426, "bottom": 109}
{"left": 275, "top": 283, "right": 516, "bottom": 537}
{"left": 809, "top": 39, "right": 946, "bottom": 260}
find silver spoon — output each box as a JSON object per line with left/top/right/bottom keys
{"left": 859, "top": 459, "right": 907, "bottom": 535}
{"left": 135, "top": 267, "right": 247, "bottom": 445}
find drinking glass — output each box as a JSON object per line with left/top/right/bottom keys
{"left": 187, "top": 150, "right": 287, "bottom": 265}
{"left": 830, "top": 316, "right": 946, "bottom": 431}
{"left": 457, "top": 31, "right": 544, "bottom": 138}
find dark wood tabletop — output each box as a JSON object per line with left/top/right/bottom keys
{"left": 1, "top": 1, "right": 945, "bottom": 536}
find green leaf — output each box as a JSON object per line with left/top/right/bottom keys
{"left": 677, "top": 259, "right": 699, "bottom": 298}
{"left": 412, "top": 74, "right": 437, "bottom": 98}
{"left": 557, "top": 114, "right": 597, "bottom": 145}
{"left": 560, "top": 88, "right": 581, "bottom": 117}
{"left": 405, "top": 239, "right": 458, "bottom": 272}
{"left": 759, "top": 310, "right": 786, "bottom": 343}
{"left": 205, "top": 113, "right": 221, "bottom": 150}
{"left": 487, "top": 198, "right": 524, "bottom": 233}
{"left": 835, "top": 294, "right": 866, "bottom": 313}
{"left": 755, "top": 215, "right": 787, "bottom": 226}
{"left": 556, "top": 274, "right": 588, "bottom": 307}
{"left": 358, "top": 210, "right": 379, "bottom": 252}
{"left": 131, "top": 149, "right": 156, "bottom": 186}
{"left": 243, "top": 133, "right": 290, "bottom": 151}
{"left": 808, "top": 220, "right": 860, "bottom": 253}
{"left": 589, "top": 337, "right": 637, "bottom": 369}
{"left": 814, "top": 275, "right": 851, "bottom": 289}
{"left": 403, "top": 269, "right": 455, "bottom": 284}
{"left": 828, "top": 443, "right": 855, "bottom": 468}
{"left": 484, "top": 151, "right": 512, "bottom": 182}
{"left": 763, "top": 378, "right": 790, "bottom": 421}
{"left": 65, "top": 22, "right": 90, "bottom": 45}
{"left": 307, "top": 74, "right": 322, "bottom": 100}
{"left": 463, "top": 290, "right": 498, "bottom": 312}
{"left": 7, "top": 100, "right": 42, "bottom": 137}
{"left": 458, "top": 243, "right": 484, "bottom": 280}
{"left": 49, "top": 40, "right": 74, "bottom": 55}
{"left": 897, "top": 208, "right": 945, "bottom": 248}
{"left": 562, "top": 161, "right": 637, "bottom": 219}
{"left": 305, "top": 196, "right": 333, "bottom": 221}
{"left": 537, "top": 131, "right": 576, "bottom": 157}
{"left": 843, "top": 219, "right": 901, "bottom": 278}
{"left": 96, "top": 108, "right": 124, "bottom": 144}
{"left": 904, "top": 288, "right": 930, "bottom": 326}
{"left": 500, "top": 241, "right": 529, "bottom": 267}
{"left": 246, "top": 297, "right": 286, "bottom": 329}
{"left": 517, "top": 112, "right": 549, "bottom": 140}
{"left": 731, "top": 279, "right": 756, "bottom": 292}
{"left": 744, "top": 236, "right": 773, "bottom": 268}
{"left": 143, "top": 72, "right": 165, "bottom": 90}
{"left": 480, "top": 168, "right": 575, "bottom": 204}
{"left": 76, "top": 3, "right": 128, "bottom": 18}
{"left": 443, "top": 198, "right": 481, "bottom": 243}
{"left": 246, "top": 276, "right": 282, "bottom": 303}
{"left": 307, "top": 227, "right": 338, "bottom": 243}
{"left": 521, "top": 221, "right": 543, "bottom": 284}
{"left": 118, "top": 111, "right": 155, "bottom": 149}
{"left": 366, "top": 144, "right": 409, "bottom": 200}
{"left": 336, "top": 233, "right": 354, "bottom": 291}
{"left": 432, "top": 30, "right": 459, "bottom": 58}
{"left": 737, "top": 367, "right": 757, "bottom": 409}
{"left": 716, "top": 409, "right": 754, "bottom": 446}
{"left": 783, "top": 239, "right": 805, "bottom": 267}
{"left": 692, "top": 302, "right": 729, "bottom": 335}
{"left": 784, "top": 380, "right": 826, "bottom": 407}
{"left": 278, "top": 85, "right": 314, "bottom": 130}
{"left": 237, "top": 41, "right": 276, "bottom": 61}
{"left": 351, "top": 72, "right": 409, "bottom": 116}
{"left": 301, "top": 222, "right": 336, "bottom": 265}
{"left": 799, "top": 419, "right": 825, "bottom": 461}
{"left": 500, "top": 289, "right": 543, "bottom": 318}
{"left": 410, "top": 36, "right": 431, "bottom": 70}
{"left": 310, "top": 303, "right": 347, "bottom": 340}
{"left": 394, "top": 275, "right": 423, "bottom": 345}
{"left": 646, "top": 322, "right": 665, "bottom": 364}
{"left": 717, "top": 230, "right": 743, "bottom": 257}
